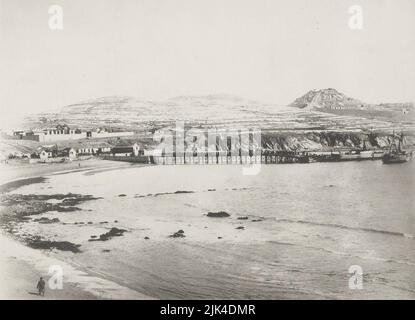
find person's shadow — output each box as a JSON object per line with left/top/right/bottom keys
{"left": 28, "top": 292, "right": 40, "bottom": 296}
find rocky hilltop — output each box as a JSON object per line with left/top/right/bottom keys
{"left": 289, "top": 88, "right": 365, "bottom": 110}
{"left": 289, "top": 88, "right": 414, "bottom": 124}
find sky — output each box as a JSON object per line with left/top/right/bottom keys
{"left": 1, "top": 0, "right": 415, "bottom": 125}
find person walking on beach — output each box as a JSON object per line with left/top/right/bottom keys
{"left": 37, "top": 277, "right": 45, "bottom": 296}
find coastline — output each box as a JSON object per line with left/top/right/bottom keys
{"left": 1, "top": 158, "right": 414, "bottom": 299}
{"left": 0, "top": 158, "right": 154, "bottom": 300}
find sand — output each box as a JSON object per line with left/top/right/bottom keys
{"left": 0, "top": 158, "right": 133, "bottom": 184}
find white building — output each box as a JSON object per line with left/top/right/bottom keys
{"left": 90, "top": 130, "right": 134, "bottom": 139}
{"left": 133, "top": 143, "right": 140, "bottom": 156}
{"left": 33, "top": 126, "right": 134, "bottom": 143}
{"left": 35, "top": 129, "right": 86, "bottom": 143}
{"left": 77, "top": 147, "right": 98, "bottom": 155}
{"left": 39, "top": 150, "right": 53, "bottom": 161}
{"left": 68, "top": 148, "right": 77, "bottom": 160}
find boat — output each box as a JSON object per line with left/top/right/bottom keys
{"left": 371, "top": 150, "right": 385, "bottom": 159}
{"left": 306, "top": 156, "right": 318, "bottom": 163}
{"left": 382, "top": 152, "right": 410, "bottom": 164}
{"left": 296, "top": 155, "right": 318, "bottom": 163}
{"left": 311, "top": 151, "right": 341, "bottom": 162}
{"left": 382, "top": 132, "right": 412, "bottom": 164}
{"left": 339, "top": 149, "right": 362, "bottom": 161}
{"left": 339, "top": 138, "right": 384, "bottom": 161}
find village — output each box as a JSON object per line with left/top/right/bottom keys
{"left": 0, "top": 124, "right": 144, "bottom": 163}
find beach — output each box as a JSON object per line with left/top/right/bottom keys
{"left": 1, "top": 159, "right": 414, "bottom": 299}
{"left": 0, "top": 158, "right": 134, "bottom": 185}
{"left": 0, "top": 158, "right": 153, "bottom": 300}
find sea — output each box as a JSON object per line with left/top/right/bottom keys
{"left": 9, "top": 160, "right": 415, "bottom": 299}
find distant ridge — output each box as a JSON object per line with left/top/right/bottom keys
{"left": 21, "top": 94, "right": 267, "bottom": 131}
{"left": 12, "top": 90, "right": 415, "bottom": 133}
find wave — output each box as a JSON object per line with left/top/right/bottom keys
{"left": 274, "top": 218, "right": 414, "bottom": 239}
{"left": 269, "top": 239, "right": 415, "bottom": 267}
{"left": 133, "top": 186, "right": 253, "bottom": 198}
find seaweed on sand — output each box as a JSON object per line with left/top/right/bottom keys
{"left": 33, "top": 217, "right": 60, "bottom": 224}
{"left": 135, "top": 190, "right": 195, "bottom": 198}
{"left": 0, "top": 193, "right": 102, "bottom": 222}
{"left": 88, "top": 227, "right": 127, "bottom": 242}
{"left": 169, "top": 229, "right": 185, "bottom": 238}
{"left": 0, "top": 193, "right": 103, "bottom": 246}
{"left": 206, "top": 211, "right": 230, "bottom": 218}
{"left": 26, "top": 236, "right": 81, "bottom": 253}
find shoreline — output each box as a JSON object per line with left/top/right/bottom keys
{"left": 0, "top": 158, "right": 135, "bottom": 184}
{"left": 2, "top": 159, "right": 414, "bottom": 299}
{"left": 0, "top": 159, "right": 154, "bottom": 300}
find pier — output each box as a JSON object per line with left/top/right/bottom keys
{"left": 101, "top": 149, "right": 387, "bottom": 165}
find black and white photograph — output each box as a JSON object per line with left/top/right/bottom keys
{"left": 0, "top": 0, "right": 414, "bottom": 304}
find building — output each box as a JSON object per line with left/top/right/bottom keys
{"left": 98, "top": 146, "right": 111, "bottom": 154}
{"left": 133, "top": 143, "right": 140, "bottom": 156}
{"left": 144, "top": 148, "right": 163, "bottom": 157}
{"left": 77, "top": 147, "right": 98, "bottom": 155}
{"left": 111, "top": 146, "right": 133, "bottom": 157}
{"left": 39, "top": 149, "right": 54, "bottom": 161}
{"left": 68, "top": 148, "right": 77, "bottom": 160}
{"left": 8, "top": 125, "right": 136, "bottom": 143}
{"left": 110, "top": 143, "right": 141, "bottom": 157}
{"left": 33, "top": 127, "right": 85, "bottom": 142}
{"left": 88, "top": 128, "right": 134, "bottom": 139}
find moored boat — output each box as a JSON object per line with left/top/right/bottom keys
{"left": 339, "top": 149, "right": 379, "bottom": 161}
{"left": 339, "top": 149, "right": 362, "bottom": 161}
{"left": 382, "top": 132, "right": 412, "bottom": 164}
{"left": 382, "top": 152, "right": 410, "bottom": 164}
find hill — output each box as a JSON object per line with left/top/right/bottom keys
{"left": 19, "top": 92, "right": 415, "bottom": 134}
{"left": 289, "top": 88, "right": 414, "bottom": 124}
{"left": 289, "top": 88, "right": 365, "bottom": 110}
{"left": 2, "top": 90, "right": 415, "bottom": 157}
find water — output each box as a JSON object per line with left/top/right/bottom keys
{"left": 11, "top": 161, "right": 415, "bottom": 299}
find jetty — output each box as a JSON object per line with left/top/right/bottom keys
{"left": 100, "top": 148, "right": 389, "bottom": 165}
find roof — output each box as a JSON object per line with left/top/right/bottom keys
{"left": 111, "top": 146, "right": 133, "bottom": 153}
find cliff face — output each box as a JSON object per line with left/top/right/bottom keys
{"left": 168, "top": 131, "right": 414, "bottom": 154}
{"left": 260, "top": 132, "right": 414, "bottom": 151}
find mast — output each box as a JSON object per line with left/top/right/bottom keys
{"left": 398, "top": 132, "right": 404, "bottom": 152}
{"left": 389, "top": 130, "right": 394, "bottom": 153}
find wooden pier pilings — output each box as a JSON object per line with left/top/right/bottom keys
{"left": 101, "top": 149, "right": 385, "bottom": 165}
